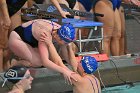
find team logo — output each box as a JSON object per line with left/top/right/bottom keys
{"left": 47, "top": 5, "right": 68, "bottom": 13}
{"left": 5, "top": 69, "right": 17, "bottom": 78}
{"left": 47, "top": 5, "right": 56, "bottom": 12}
{"left": 82, "top": 57, "right": 94, "bottom": 72}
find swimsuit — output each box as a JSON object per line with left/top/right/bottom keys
{"left": 65, "top": 0, "right": 76, "bottom": 9}
{"left": 14, "top": 20, "right": 56, "bottom": 48}
{"left": 77, "top": 0, "right": 121, "bottom": 11}
{"left": 86, "top": 75, "right": 100, "bottom": 93}
{"left": 14, "top": 22, "right": 38, "bottom": 48}
{"left": 77, "top": 0, "right": 98, "bottom": 12}
{"left": 33, "top": 0, "right": 44, "bottom": 4}
{"left": 110, "top": 0, "right": 121, "bottom": 10}
{"left": 6, "top": 0, "right": 27, "bottom": 17}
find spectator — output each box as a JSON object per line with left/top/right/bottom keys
{"left": 0, "top": 0, "right": 28, "bottom": 72}
{"left": 77, "top": 0, "right": 140, "bottom": 56}
{"left": 2, "top": 65, "right": 33, "bottom": 93}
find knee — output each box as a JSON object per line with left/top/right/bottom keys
{"left": 121, "top": 28, "right": 126, "bottom": 37}
{"left": 103, "top": 24, "right": 114, "bottom": 32}
{"left": 114, "top": 29, "right": 122, "bottom": 39}
{"left": 121, "top": 32, "right": 125, "bottom": 38}
{"left": 112, "top": 24, "right": 121, "bottom": 38}
{"left": 112, "top": 33, "right": 121, "bottom": 39}
{"left": 103, "top": 25, "right": 114, "bottom": 39}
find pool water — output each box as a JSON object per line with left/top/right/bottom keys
{"left": 63, "top": 82, "right": 140, "bottom": 93}
{"left": 102, "top": 82, "right": 140, "bottom": 93}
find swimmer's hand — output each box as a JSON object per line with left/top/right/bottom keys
{"left": 9, "top": 78, "right": 32, "bottom": 93}
{"left": 17, "top": 78, "right": 32, "bottom": 91}
{"left": 40, "top": 31, "right": 53, "bottom": 46}
{"left": 1, "top": 16, "right": 11, "bottom": 30}
{"left": 60, "top": 11, "right": 71, "bottom": 18}
{"left": 130, "top": 0, "right": 140, "bottom": 6}
{"left": 62, "top": 68, "right": 77, "bottom": 85}
{"left": 125, "top": 0, "right": 140, "bottom": 6}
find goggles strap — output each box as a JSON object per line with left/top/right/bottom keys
{"left": 2, "top": 78, "right": 7, "bottom": 87}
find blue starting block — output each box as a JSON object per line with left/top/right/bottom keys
{"left": 61, "top": 18, "right": 103, "bottom": 28}
{"left": 51, "top": 18, "right": 103, "bottom": 27}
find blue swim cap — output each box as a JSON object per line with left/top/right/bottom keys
{"left": 81, "top": 56, "right": 98, "bottom": 74}
{"left": 58, "top": 23, "right": 75, "bottom": 43}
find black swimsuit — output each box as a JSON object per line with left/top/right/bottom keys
{"left": 6, "top": 0, "right": 27, "bottom": 17}
{"left": 33, "top": 0, "right": 44, "bottom": 4}
{"left": 65, "top": 0, "right": 76, "bottom": 9}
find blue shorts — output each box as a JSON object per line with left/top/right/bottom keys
{"left": 110, "top": 0, "right": 121, "bottom": 11}
{"left": 77, "top": 0, "right": 98, "bottom": 12}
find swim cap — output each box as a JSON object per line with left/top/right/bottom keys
{"left": 81, "top": 56, "right": 98, "bottom": 74}
{"left": 58, "top": 23, "right": 75, "bottom": 43}
{"left": 4, "top": 66, "right": 28, "bottom": 84}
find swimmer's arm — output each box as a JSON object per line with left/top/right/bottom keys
{"left": 0, "top": 0, "right": 10, "bottom": 20}
{"left": 50, "top": 0, "right": 70, "bottom": 18}
{"left": 67, "top": 43, "right": 78, "bottom": 72}
{"left": 130, "top": 0, "right": 140, "bottom": 6}
{"left": 8, "top": 85, "right": 24, "bottom": 93}
{"left": 39, "top": 31, "right": 68, "bottom": 69}
{"left": 50, "top": 0, "right": 63, "bottom": 13}
{"left": 44, "top": 41, "right": 68, "bottom": 69}
{"left": 122, "top": 0, "right": 140, "bottom": 6}
{"left": 38, "top": 42, "right": 67, "bottom": 72}
{"left": 39, "top": 42, "right": 78, "bottom": 84}
{"left": 0, "top": 0, "right": 11, "bottom": 30}
{"left": 122, "top": 0, "right": 130, "bottom": 3}
{"left": 59, "top": 45, "right": 71, "bottom": 65}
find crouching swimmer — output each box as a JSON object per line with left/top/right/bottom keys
{"left": 8, "top": 19, "right": 77, "bottom": 84}
{"left": 71, "top": 56, "right": 101, "bottom": 93}
{"left": 2, "top": 66, "right": 33, "bottom": 93}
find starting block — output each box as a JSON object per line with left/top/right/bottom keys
{"left": 75, "top": 54, "right": 109, "bottom": 62}
{"left": 21, "top": 3, "right": 104, "bottom": 22}
{"left": 51, "top": 18, "right": 103, "bottom": 27}
{"left": 34, "top": 4, "right": 104, "bottom": 18}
